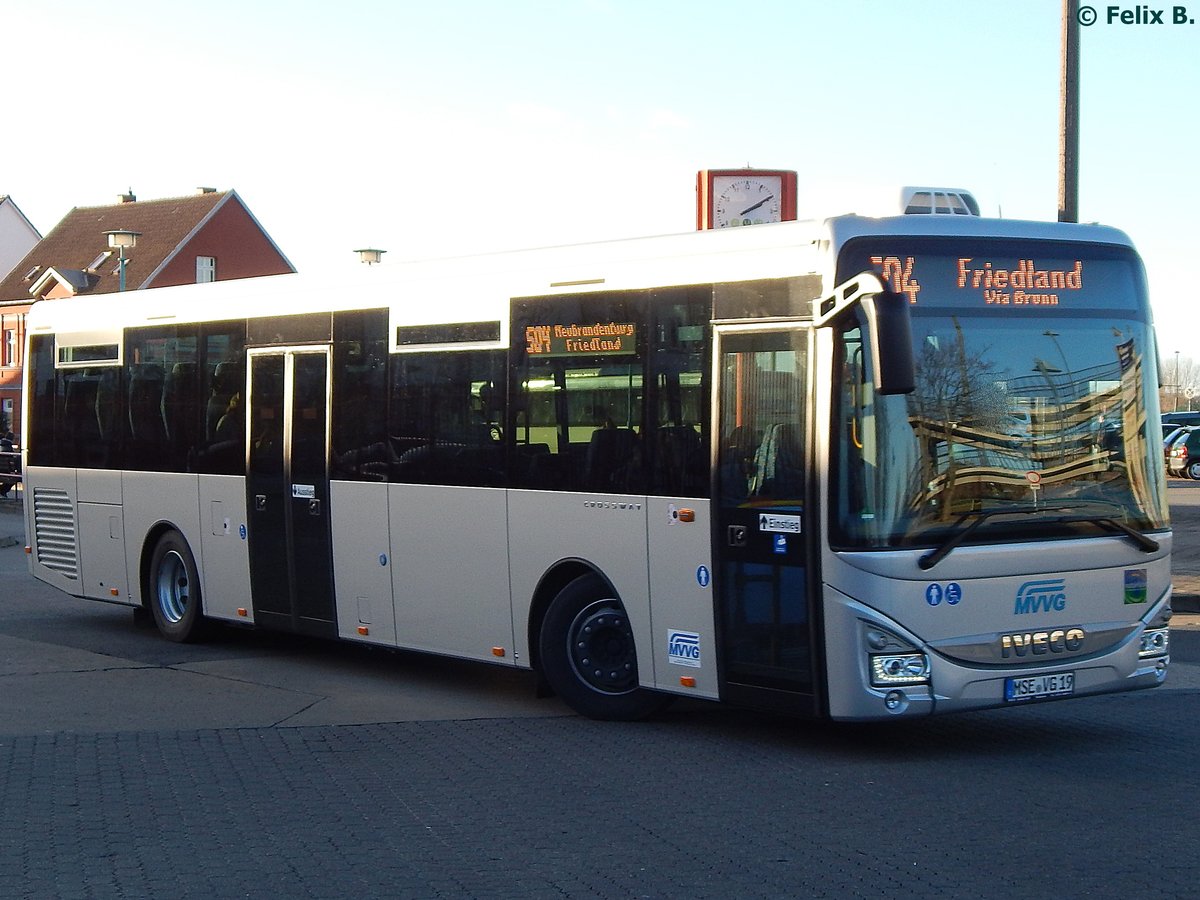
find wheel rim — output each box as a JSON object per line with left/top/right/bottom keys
{"left": 567, "top": 599, "right": 639, "bottom": 695}
{"left": 154, "top": 550, "right": 190, "bottom": 624}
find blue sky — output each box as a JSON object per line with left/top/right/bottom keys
{"left": 4, "top": 1, "right": 1197, "bottom": 353}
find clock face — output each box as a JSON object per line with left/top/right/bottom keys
{"left": 712, "top": 175, "right": 783, "bottom": 227}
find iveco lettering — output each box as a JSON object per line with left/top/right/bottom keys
{"left": 1000, "top": 628, "right": 1086, "bottom": 658}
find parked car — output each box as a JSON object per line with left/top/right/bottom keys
{"left": 1162, "top": 412, "right": 1200, "bottom": 429}
{"left": 1164, "top": 425, "right": 1193, "bottom": 472}
{"left": 1167, "top": 428, "right": 1200, "bottom": 478}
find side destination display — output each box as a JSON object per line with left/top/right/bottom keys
{"left": 525, "top": 322, "right": 637, "bottom": 357}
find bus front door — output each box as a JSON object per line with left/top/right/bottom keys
{"left": 713, "top": 325, "right": 819, "bottom": 715}
{"left": 246, "top": 347, "right": 336, "bottom": 636}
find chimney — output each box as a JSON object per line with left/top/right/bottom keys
{"left": 195, "top": 186, "right": 217, "bottom": 194}
{"left": 119, "top": 188, "right": 136, "bottom": 204}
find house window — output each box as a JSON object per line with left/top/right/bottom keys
{"left": 3, "top": 330, "right": 15, "bottom": 367}
{"left": 196, "top": 256, "right": 217, "bottom": 283}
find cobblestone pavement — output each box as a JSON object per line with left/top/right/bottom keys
{"left": 1, "top": 683, "right": 1199, "bottom": 900}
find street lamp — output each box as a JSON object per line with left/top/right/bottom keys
{"left": 1175, "top": 350, "right": 1181, "bottom": 412}
{"left": 355, "top": 248, "right": 386, "bottom": 265}
{"left": 1034, "top": 359, "right": 1068, "bottom": 464}
{"left": 103, "top": 229, "right": 141, "bottom": 292}
{"left": 1042, "top": 330, "right": 1072, "bottom": 379}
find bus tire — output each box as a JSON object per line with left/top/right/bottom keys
{"left": 538, "top": 573, "right": 670, "bottom": 721}
{"left": 147, "top": 530, "right": 207, "bottom": 643}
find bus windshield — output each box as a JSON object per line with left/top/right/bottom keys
{"left": 832, "top": 237, "right": 1168, "bottom": 551}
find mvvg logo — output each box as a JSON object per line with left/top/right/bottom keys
{"left": 1014, "top": 578, "right": 1067, "bottom": 615}
{"left": 667, "top": 630, "right": 701, "bottom": 668}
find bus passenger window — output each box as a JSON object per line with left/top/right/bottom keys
{"left": 512, "top": 292, "right": 648, "bottom": 494}
{"left": 512, "top": 288, "right": 713, "bottom": 496}
{"left": 193, "top": 323, "right": 247, "bottom": 476}
{"left": 332, "top": 309, "right": 388, "bottom": 482}
{"left": 389, "top": 350, "right": 506, "bottom": 487}
{"left": 647, "top": 292, "right": 711, "bottom": 498}
{"left": 26, "top": 335, "right": 56, "bottom": 466}
{"left": 717, "top": 336, "right": 805, "bottom": 507}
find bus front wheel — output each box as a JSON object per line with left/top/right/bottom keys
{"left": 538, "top": 573, "right": 669, "bottom": 721}
{"left": 147, "top": 531, "right": 207, "bottom": 643}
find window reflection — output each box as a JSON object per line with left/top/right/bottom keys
{"left": 835, "top": 315, "right": 1167, "bottom": 548}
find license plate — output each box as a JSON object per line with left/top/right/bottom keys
{"left": 1005, "top": 672, "right": 1075, "bottom": 702}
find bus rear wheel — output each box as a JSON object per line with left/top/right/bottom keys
{"left": 538, "top": 573, "right": 669, "bottom": 721}
{"left": 147, "top": 531, "right": 207, "bottom": 643}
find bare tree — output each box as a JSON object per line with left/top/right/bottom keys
{"left": 910, "top": 322, "right": 1009, "bottom": 437}
{"left": 1162, "top": 354, "right": 1200, "bottom": 412}
{"left": 909, "top": 320, "right": 1011, "bottom": 518}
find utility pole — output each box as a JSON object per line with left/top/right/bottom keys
{"left": 1059, "top": 0, "right": 1080, "bottom": 222}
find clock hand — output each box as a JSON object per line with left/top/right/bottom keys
{"left": 738, "top": 195, "right": 775, "bottom": 216}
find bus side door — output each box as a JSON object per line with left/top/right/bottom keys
{"left": 247, "top": 347, "right": 336, "bottom": 636}
{"left": 712, "top": 325, "right": 819, "bottom": 713}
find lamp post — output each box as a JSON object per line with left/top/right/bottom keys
{"left": 1042, "top": 328, "right": 1075, "bottom": 403}
{"left": 1175, "top": 350, "right": 1181, "bottom": 412}
{"left": 103, "top": 229, "right": 142, "bottom": 291}
{"left": 1034, "top": 359, "right": 1068, "bottom": 464}
{"left": 355, "top": 248, "right": 386, "bottom": 265}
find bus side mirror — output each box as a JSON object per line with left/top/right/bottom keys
{"left": 813, "top": 272, "right": 915, "bottom": 395}
{"left": 862, "top": 289, "right": 915, "bottom": 395}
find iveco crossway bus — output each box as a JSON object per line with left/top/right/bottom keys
{"left": 20, "top": 192, "right": 1171, "bottom": 720}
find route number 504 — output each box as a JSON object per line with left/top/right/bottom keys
{"left": 870, "top": 255, "right": 921, "bottom": 303}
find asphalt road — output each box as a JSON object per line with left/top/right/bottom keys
{"left": 0, "top": 490, "right": 1198, "bottom": 899}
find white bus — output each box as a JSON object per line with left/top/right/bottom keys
{"left": 20, "top": 203, "right": 1172, "bottom": 720}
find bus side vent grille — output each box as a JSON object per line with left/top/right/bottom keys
{"left": 33, "top": 488, "right": 79, "bottom": 580}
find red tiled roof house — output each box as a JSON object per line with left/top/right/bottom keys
{"left": 0, "top": 189, "right": 294, "bottom": 436}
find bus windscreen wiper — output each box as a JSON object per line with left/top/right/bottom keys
{"left": 1065, "top": 511, "right": 1160, "bottom": 553}
{"left": 918, "top": 501, "right": 1160, "bottom": 571}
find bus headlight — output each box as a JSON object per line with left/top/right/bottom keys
{"left": 1138, "top": 627, "right": 1169, "bottom": 659}
{"left": 870, "top": 653, "right": 930, "bottom": 686}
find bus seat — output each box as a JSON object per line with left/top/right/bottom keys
{"left": 64, "top": 377, "right": 101, "bottom": 443}
{"left": 527, "top": 450, "right": 571, "bottom": 490}
{"left": 128, "top": 365, "right": 165, "bottom": 442}
{"left": 654, "top": 425, "right": 704, "bottom": 494}
{"left": 206, "top": 361, "right": 241, "bottom": 439}
{"left": 161, "top": 362, "right": 198, "bottom": 445}
{"left": 95, "top": 368, "right": 120, "bottom": 444}
{"left": 585, "top": 427, "right": 638, "bottom": 491}
{"left": 512, "top": 443, "right": 549, "bottom": 486}
{"left": 750, "top": 423, "right": 803, "bottom": 499}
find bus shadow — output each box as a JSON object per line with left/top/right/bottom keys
{"left": 654, "top": 693, "right": 1164, "bottom": 761}
{"left": 114, "top": 611, "right": 1180, "bottom": 752}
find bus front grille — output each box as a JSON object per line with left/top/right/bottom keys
{"left": 33, "top": 488, "right": 79, "bottom": 580}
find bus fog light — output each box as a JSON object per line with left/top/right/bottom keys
{"left": 1138, "top": 628, "right": 1169, "bottom": 659}
{"left": 871, "top": 653, "right": 930, "bottom": 686}
{"left": 884, "top": 690, "right": 905, "bottom": 710}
